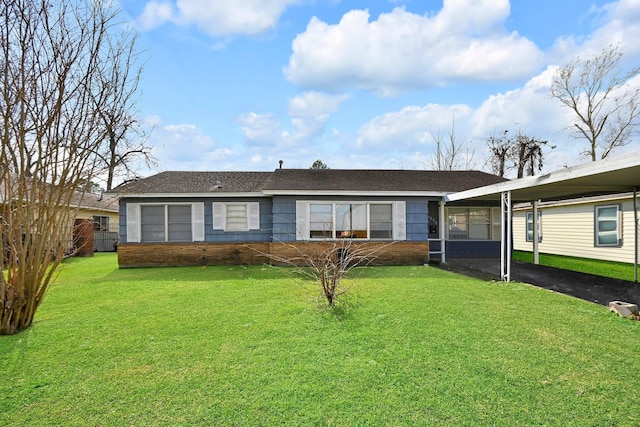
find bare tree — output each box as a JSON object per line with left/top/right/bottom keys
{"left": 1, "top": 0, "right": 142, "bottom": 334}
{"left": 486, "top": 131, "right": 552, "bottom": 178}
{"left": 551, "top": 43, "right": 640, "bottom": 161}
{"left": 487, "top": 131, "right": 511, "bottom": 177}
{"left": 93, "top": 29, "right": 155, "bottom": 190}
{"left": 512, "top": 133, "right": 553, "bottom": 178}
{"left": 427, "top": 116, "right": 475, "bottom": 170}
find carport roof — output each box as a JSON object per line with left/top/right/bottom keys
{"left": 446, "top": 151, "right": 640, "bottom": 203}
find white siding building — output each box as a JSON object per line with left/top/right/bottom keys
{"left": 513, "top": 193, "right": 637, "bottom": 264}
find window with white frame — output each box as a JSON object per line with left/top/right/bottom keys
{"left": 595, "top": 204, "right": 621, "bottom": 247}
{"left": 126, "top": 203, "right": 204, "bottom": 243}
{"left": 526, "top": 211, "right": 542, "bottom": 242}
{"left": 213, "top": 202, "right": 260, "bottom": 232}
{"left": 297, "top": 201, "right": 402, "bottom": 240}
{"left": 447, "top": 207, "right": 500, "bottom": 240}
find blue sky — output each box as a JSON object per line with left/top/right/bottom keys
{"left": 116, "top": 0, "right": 640, "bottom": 178}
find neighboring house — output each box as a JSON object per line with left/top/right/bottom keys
{"left": 1, "top": 175, "right": 120, "bottom": 256}
{"left": 71, "top": 191, "right": 120, "bottom": 252}
{"left": 110, "top": 168, "right": 507, "bottom": 267}
{"left": 513, "top": 192, "right": 637, "bottom": 264}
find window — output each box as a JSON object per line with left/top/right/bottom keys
{"left": 140, "top": 204, "right": 192, "bottom": 242}
{"left": 370, "top": 204, "right": 393, "bottom": 239}
{"left": 213, "top": 202, "right": 260, "bottom": 232}
{"left": 93, "top": 215, "right": 109, "bottom": 231}
{"left": 126, "top": 203, "right": 204, "bottom": 243}
{"left": 336, "top": 203, "right": 367, "bottom": 238}
{"left": 297, "top": 201, "right": 402, "bottom": 240}
{"left": 226, "top": 204, "right": 248, "bottom": 231}
{"left": 595, "top": 205, "right": 621, "bottom": 247}
{"left": 167, "top": 205, "right": 192, "bottom": 241}
{"left": 526, "top": 211, "right": 542, "bottom": 242}
{"left": 447, "top": 207, "right": 499, "bottom": 240}
{"left": 309, "top": 204, "right": 333, "bottom": 238}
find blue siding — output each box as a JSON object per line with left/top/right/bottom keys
{"left": 205, "top": 199, "right": 272, "bottom": 242}
{"left": 272, "top": 196, "right": 431, "bottom": 242}
{"left": 406, "top": 201, "right": 428, "bottom": 241}
{"left": 119, "top": 197, "right": 273, "bottom": 243}
{"left": 272, "top": 196, "right": 297, "bottom": 242}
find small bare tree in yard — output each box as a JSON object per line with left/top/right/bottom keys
{"left": 551, "top": 43, "right": 640, "bottom": 161}
{"left": 1, "top": 0, "right": 143, "bottom": 334}
{"left": 259, "top": 240, "right": 391, "bottom": 308}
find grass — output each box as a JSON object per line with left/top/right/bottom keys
{"left": 513, "top": 250, "right": 638, "bottom": 282}
{"left": 1, "top": 253, "right": 639, "bottom": 426}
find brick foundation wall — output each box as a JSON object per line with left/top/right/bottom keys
{"left": 117, "top": 241, "right": 429, "bottom": 268}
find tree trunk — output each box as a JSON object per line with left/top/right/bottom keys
{"left": 1, "top": 281, "right": 35, "bottom": 335}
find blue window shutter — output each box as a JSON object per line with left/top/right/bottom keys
{"left": 126, "top": 203, "right": 140, "bottom": 243}
{"left": 192, "top": 202, "right": 205, "bottom": 241}
{"left": 213, "top": 203, "right": 225, "bottom": 230}
{"left": 295, "top": 201, "right": 308, "bottom": 241}
{"left": 248, "top": 202, "right": 260, "bottom": 230}
{"left": 393, "top": 201, "right": 406, "bottom": 241}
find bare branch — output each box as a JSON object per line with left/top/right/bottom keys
{"left": 551, "top": 43, "right": 640, "bottom": 161}
{"left": 249, "top": 239, "right": 393, "bottom": 307}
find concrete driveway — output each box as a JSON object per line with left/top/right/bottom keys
{"left": 440, "top": 258, "right": 640, "bottom": 307}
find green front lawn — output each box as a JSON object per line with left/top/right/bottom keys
{"left": 1, "top": 253, "right": 639, "bottom": 426}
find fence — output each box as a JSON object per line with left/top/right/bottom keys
{"left": 94, "top": 223, "right": 119, "bottom": 252}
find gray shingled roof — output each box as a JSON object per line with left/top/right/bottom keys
{"left": 110, "top": 171, "right": 272, "bottom": 194}
{"left": 263, "top": 169, "right": 507, "bottom": 192}
{"left": 71, "top": 191, "right": 119, "bottom": 211}
{"left": 110, "top": 169, "right": 507, "bottom": 195}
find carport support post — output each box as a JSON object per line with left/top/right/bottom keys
{"left": 439, "top": 200, "right": 446, "bottom": 264}
{"left": 634, "top": 187, "right": 638, "bottom": 283}
{"left": 533, "top": 200, "right": 539, "bottom": 265}
{"left": 501, "top": 191, "right": 512, "bottom": 281}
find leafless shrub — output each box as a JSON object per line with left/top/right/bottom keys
{"left": 252, "top": 239, "right": 394, "bottom": 308}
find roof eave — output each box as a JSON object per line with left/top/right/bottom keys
{"left": 117, "top": 192, "right": 266, "bottom": 198}
{"left": 262, "top": 190, "right": 450, "bottom": 197}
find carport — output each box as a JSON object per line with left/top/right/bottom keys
{"left": 446, "top": 152, "right": 640, "bottom": 283}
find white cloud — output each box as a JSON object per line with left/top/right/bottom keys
{"left": 238, "top": 91, "right": 349, "bottom": 147}
{"left": 285, "top": 1, "right": 543, "bottom": 95}
{"left": 146, "top": 121, "right": 234, "bottom": 171}
{"left": 350, "top": 65, "right": 592, "bottom": 173}
{"left": 355, "top": 104, "right": 473, "bottom": 150}
{"left": 285, "top": 91, "right": 350, "bottom": 145}
{"left": 470, "top": 66, "right": 568, "bottom": 137}
{"left": 138, "top": 1, "right": 175, "bottom": 30}
{"left": 137, "top": 0, "right": 299, "bottom": 36}
{"left": 592, "top": 0, "right": 640, "bottom": 55}
{"left": 549, "top": 0, "right": 640, "bottom": 64}
{"left": 237, "top": 113, "right": 282, "bottom": 146}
